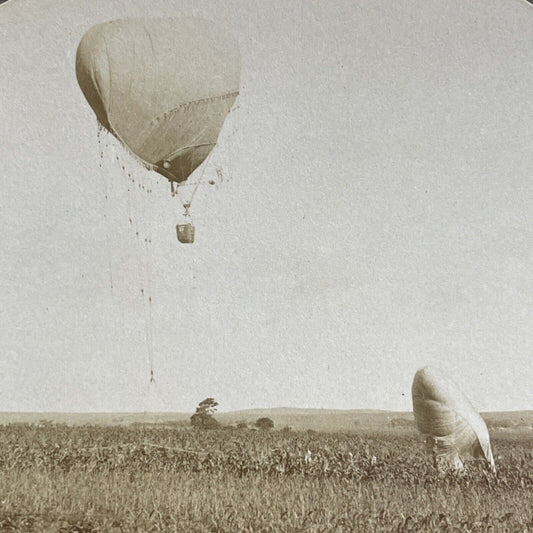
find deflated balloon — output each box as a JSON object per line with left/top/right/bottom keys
{"left": 412, "top": 366, "right": 496, "bottom": 472}
{"left": 76, "top": 17, "right": 240, "bottom": 183}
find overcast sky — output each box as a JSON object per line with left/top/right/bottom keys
{"left": 1, "top": 0, "right": 531, "bottom": 413}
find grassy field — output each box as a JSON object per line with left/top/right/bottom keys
{"left": 0, "top": 423, "right": 532, "bottom": 532}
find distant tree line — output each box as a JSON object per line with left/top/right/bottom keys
{"left": 190, "top": 399, "right": 275, "bottom": 431}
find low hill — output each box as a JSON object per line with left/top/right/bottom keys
{"left": 0, "top": 412, "right": 191, "bottom": 427}
{"left": 215, "top": 408, "right": 413, "bottom": 432}
{"left": 0, "top": 409, "right": 531, "bottom": 432}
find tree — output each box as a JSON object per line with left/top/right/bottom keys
{"left": 190, "top": 398, "right": 220, "bottom": 429}
{"left": 196, "top": 398, "right": 218, "bottom": 415}
{"left": 255, "top": 417, "right": 274, "bottom": 430}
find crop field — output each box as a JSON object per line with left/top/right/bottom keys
{"left": 0, "top": 424, "right": 532, "bottom": 532}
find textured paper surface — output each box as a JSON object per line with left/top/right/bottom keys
{"left": 0, "top": 0, "right": 531, "bottom": 415}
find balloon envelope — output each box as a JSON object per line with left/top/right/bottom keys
{"left": 76, "top": 17, "right": 241, "bottom": 183}
{"left": 412, "top": 366, "right": 495, "bottom": 472}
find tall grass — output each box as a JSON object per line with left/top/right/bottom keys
{"left": 0, "top": 424, "right": 531, "bottom": 532}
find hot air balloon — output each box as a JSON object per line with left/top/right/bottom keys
{"left": 412, "top": 366, "right": 496, "bottom": 473}
{"left": 76, "top": 17, "right": 241, "bottom": 242}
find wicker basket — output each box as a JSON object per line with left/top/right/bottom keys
{"left": 176, "top": 223, "right": 195, "bottom": 243}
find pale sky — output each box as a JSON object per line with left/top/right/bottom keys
{"left": 1, "top": 0, "right": 531, "bottom": 413}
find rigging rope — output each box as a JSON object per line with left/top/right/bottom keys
{"left": 97, "top": 122, "right": 115, "bottom": 291}
{"left": 129, "top": 160, "right": 156, "bottom": 383}
{"left": 103, "top": 135, "right": 156, "bottom": 386}
{"left": 98, "top": 123, "right": 131, "bottom": 378}
{"left": 171, "top": 148, "right": 215, "bottom": 219}
{"left": 97, "top": 129, "right": 182, "bottom": 409}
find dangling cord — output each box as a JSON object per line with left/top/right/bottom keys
{"left": 137, "top": 166, "right": 156, "bottom": 384}
{"left": 123, "top": 157, "right": 156, "bottom": 384}
{"left": 145, "top": 173, "right": 156, "bottom": 383}
{"left": 99, "top": 128, "right": 133, "bottom": 382}
{"left": 97, "top": 121, "right": 115, "bottom": 292}
{"left": 97, "top": 121, "right": 117, "bottom": 369}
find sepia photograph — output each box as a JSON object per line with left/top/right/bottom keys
{"left": 1, "top": 0, "right": 532, "bottom": 530}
